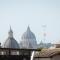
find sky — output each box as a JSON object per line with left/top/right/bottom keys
{"left": 0, "top": 0, "right": 60, "bottom": 45}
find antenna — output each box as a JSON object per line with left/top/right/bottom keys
{"left": 42, "top": 25, "right": 47, "bottom": 43}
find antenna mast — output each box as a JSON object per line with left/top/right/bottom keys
{"left": 42, "top": 25, "right": 47, "bottom": 43}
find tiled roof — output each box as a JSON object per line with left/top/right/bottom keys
{"left": 34, "top": 48, "right": 60, "bottom": 58}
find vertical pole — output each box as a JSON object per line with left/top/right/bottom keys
{"left": 42, "top": 25, "right": 47, "bottom": 43}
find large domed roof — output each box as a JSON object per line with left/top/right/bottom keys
{"left": 20, "top": 26, "right": 37, "bottom": 49}
{"left": 21, "top": 26, "right": 36, "bottom": 40}
{"left": 3, "top": 27, "right": 19, "bottom": 48}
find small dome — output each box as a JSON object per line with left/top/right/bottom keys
{"left": 3, "top": 27, "right": 19, "bottom": 48}
{"left": 4, "top": 38, "right": 19, "bottom": 48}
{"left": 20, "top": 26, "right": 37, "bottom": 49}
{"left": 53, "top": 40, "right": 60, "bottom": 48}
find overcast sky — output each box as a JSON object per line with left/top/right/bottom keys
{"left": 0, "top": 0, "right": 60, "bottom": 45}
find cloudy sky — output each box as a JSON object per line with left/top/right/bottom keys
{"left": 0, "top": 0, "right": 60, "bottom": 45}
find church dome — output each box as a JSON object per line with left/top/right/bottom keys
{"left": 20, "top": 26, "right": 37, "bottom": 49}
{"left": 21, "top": 26, "right": 36, "bottom": 40}
{"left": 3, "top": 27, "right": 19, "bottom": 48}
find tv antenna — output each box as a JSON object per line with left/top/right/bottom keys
{"left": 42, "top": 25, "right": 47, "bottom": 43}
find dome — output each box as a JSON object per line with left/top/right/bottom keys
{"left": 3, "top": 27, "right": 19, "bottom": 48}
{"left": 53, "top": 40, "right": 60, "bottom": 48}
{"left": 4, "top": 38, "right": 19, "bottom": 48}
{"left": 20, "top": 26, "right": 37, "bottom": 49}
{"left": 21, "top": 26, "right": 36, "bottom": 39}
